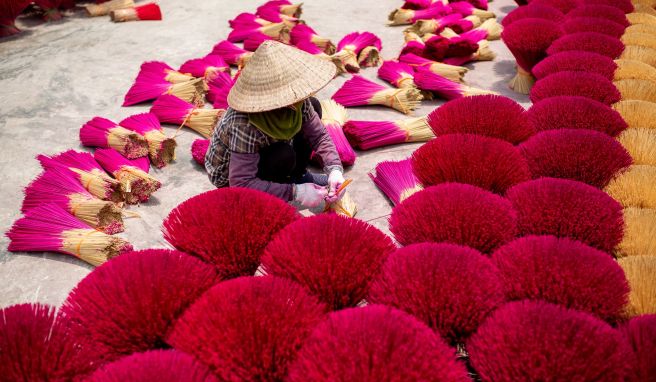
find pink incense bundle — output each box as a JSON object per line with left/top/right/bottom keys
{"left": 344, "top": 117, "right": 433, "bottom": 150}
{"left": 179, "top": 55, "right": 229, "bottom": 82}
{"left": 336, "top": 31, "right": 383, "bottom": 69}
{"left": 191, "top": 139, "right": 209, "bottom": 166}
{"left": 22, "top": 166, "right": 124, "bottom": 234}
{"left": 211, "top": 40, "right": 254, "bottom": 68}
{"left": 400, "top": 40, "right": 426, "bottom": 57}
{"left": 532, "top": 51, "right": 618, "bottom": 80}
{"left": 368, "top": 158, "right": 423, "bottom": 205}
{"left": 408, "top": 14, "right": 465, "bottom": 35}
{"left": 501, "top": 4, "right": 565, "bottom": 27}
{"left": 228, "top": 22, "right": 289, "bottom": 43}
{"left": 119, "top": 113, "right": 177, "bottom": 168}
{"left": 256, "top": 6, "right": 301, "bottom": 26}
{"left": 123, "top": 76, "right": 203, "bottom": 106}
{"left": 206, "top": 71, "right": 234, "bottom": 109}
{"left": 388, "top": 3, "right": 451, "bottom": 26}
{"left": 94, "top": 148, "right": 161, "bottom": 204}
{"left": 319, "top": 100, "right": 355, "bottom": 166}
{"left": 399, "top": 53, "right": 468, "bottom": 83}
{"left": 33, "top": 0, "right": 63, "bottom": 21}
{"left": 530, "top": 71, "right": 621, "bottom": 105}
{"left": 332, "top": 75, "right": 422, "bottom": 114}
{"left": 442, "top": 38, "right": 496, "bottom": 66}
{"left": 243, "top": 33, "right": 279, "bottom": 52}
{"left": 568, "top": 5, "right": 629, "bottom": 27}
{"left": 110, "top": 2, "right": 162, "bottom": 22}
{"left": 80, "top": 116, "right": 149, "bottom": 159}
{"left": 377, "top": 60, "right": 417, "bottom": 89}
{"left": 7, "top": 204, "right": 133, "bottom": 266}
{"left": 0, "top": 0, "right": 31, "bottom": 37}
{"left": 547, "top": 32, "right": 625, "bottom": 58}
{"left": 445, "top": 15, "right": 484, "bottom": 34}
{"left": 256, "top": 0, "right": 303, "bottom": 18}
{"left": 449, "top": 1, "right": 496, "bottom": 20}
{"left": 401, "top": 0, "right": 438, "bottom": 9}
{"left": 136, "top": 61, "right": 195, "bottom": 84}
{"left": 459, "top": 0, "right": 489, "bottom": 10}
{"left": 414, "top": 68, "right": 494, "bottom": 100}
{"left": 562, "top": 17, "right": 626, "bottom": 38}
{"left": 229, "top": 12, "right": 271, "bottom": 29}
{"left": 151, "top": 95, "right": 224, "bottom": 138}
{"left": 290, "top": 24, "right": 336, "bottom": 55}
{"left": 38, "top": 150, "right": 123, "bottom": 203}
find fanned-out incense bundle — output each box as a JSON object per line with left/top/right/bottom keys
{"left": 422, "top": 33, "right": 480, "bottom": 62}
{"left": 622, "top": 33, "right": 656, "bottom": 51}
{"left": 0, "top": 0, "right": 31, "bottom": 37}
{"left": 547, "top": 32, "right": 625, "bottom": 58}
{"left": 38, "top": 150, "right": 123, "bottom": 202}
{"left": 256, "top": 6, "right": 301, "bottom": 26}
{"left": 243, "top": 33, "right": 279, "bottom": 52}
{"left": 400, "top": 39, "right": 426, "bottom": 57}
{"left": 110, "top": 2, "right": 162, "bottom": 22}
{"left": 626, "top": 23, "right": 656, "bottom": 35}
{"left": 136, "top": 61, "right": 195, "bottom": 84}
{"left": 620, "top": 45, "right": 656, "bottom": 68}
{"left": 206, "top": 71, "right": 234, "bottom": 109}
{"left": 228, "top": 22, "right": 289, "bottom": 43}
{"left": 399, "top": 53, "right": 467, "bottom": 83}
{"left": 320, "top": 100, "right": 355, "bottom": 166}
{"left": 615, "top": 207, "right": 656, "bottom": 258}
{"left": 618, "top": 128, "right": 656, "bottom": 166}
{"left": 568, "top": 5, "right": 629, "bottom": 27}
{"left": 501, "top": 4, "right": 564, "bottom": 27}
{"left": 191, "top": 139, "right": 209, "bottom": 166}
{"left": 615, "top": 79, "right": 656, "bottom": 103}
{"left": 619, "top": 256, "right": 656, "bottom": 317}
{"left": 85, "top": 0, "right": 134, "bottom": 17}
{"left": 290, "top": 24, "right": 336, "bottom": 54}
{"left": 449, "top": 1, "right": 495, "bottom": 20}
{"left": 179, "top": 55, "right": 229, "bottom": 82}
{"left": 256, "top": 0, "right": 303, "bottom": 18}
{"left": 388, "top": 3, "right": 450, "bottom": 26}
{"left": 562, "top": 17, "right": 626, "bottom": 38}
{"left": 529, "top": 0, "right": 580, "bottom": 13}
{"left": 627, "top": 12, "right": 656, "bottom": 26}
{"left": 229, "top": 12, "right": 271, "bottom": 29}
{"left": 344, "top": 117, "right": 433, "bottom": 150}
{"left": 336, "top": 31, "right": 383, "bottom": 69}
{"left": 80, "top": 117, "right": 148, "bottom": 159}
{"left": 368, "top": 158, "right": 423, "bottom": 205}
{"left": 211, "top": 40, "right": 253, "bottom": 68}
{"left": 407, "top": 14, "right": 464, "bottom": 35}
{"left": 377, "top": 60, "right": 417, "bottom": 89}
{"left": 151, "top": 95, "right": 224, "bottom": 138}
{"left": 119, "top": 113, "right": 177, "bottom": 168}
{"left": 605, "top": 165, "right": 656, "bottom": 209}
{"left": 22, "top": 167, "right": 125, "bottom": 234}
{"left": 585, "top": 0, "right": 634, "bottom": 13}
{"left": 533, "top": 52, "right": 656, "bottom": 83}
{"left": 414, "top": 68, "right": 494, "bottom": 100}
{"left": 443, "top": 40, "right": 496, "bottom": 65}
{"left": 332, "top": 75, "right": 422, "bottom": 114}
{"left": 530, "top": 71, "right": 621, "bottom": 105}
{"left": 613, "top": 100, "right": 656, "bottom": 130}
{"left": 123, "top": 77, "right": 203, "bottom": 106}
{"left": 94, "top": 148, "right": 161, "bottom": 204}
{"left": 7, "top": 204, "right": 133, "bottom": 266}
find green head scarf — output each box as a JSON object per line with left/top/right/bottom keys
{"left": 248, "top": 101, "right": 304, "bottom": 140}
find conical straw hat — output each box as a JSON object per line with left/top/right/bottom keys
{"left": 228, "top": 41, "right": 337, "bottom": 112}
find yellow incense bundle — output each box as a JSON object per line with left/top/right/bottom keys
{"left": 613, "top": 100, "right": 656, "bottom": 129}
{"left": 85, "top": 0, "right": 134, "bottom": 17}
{"left": 615, "top": 207, "right": 656, "bottom": 258}
{"left": 395, "top": 117, "right": 435, "bottom": 142}
{"left": 617, "top": 128, "right": 656, "bottom": 166}
{"left": 614, "top": 59, "right": 656, "bottom": 82}
{"left": 605, "top": 165, "right": 656, "bottom": 209}
{"left": 622, "top": 33, "right": 656, "bottom": 50}
{"left": 627, "top": 12, "right": 656, "bottom": 26}
{"left": 620, "top": 45, "right": 656, "bottom": 68}
{"left": 614, "top": 79, "right": 656, "bottom": 103}
{"left": 618, "top": 256, "right": 656, "bottom": 317}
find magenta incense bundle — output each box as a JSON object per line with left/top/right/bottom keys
{"left": 399, "top": 53, "right": 467, "bottom": 83}
{"left": 562, "top": 17, "right": 626, "bottom": 38}
{"left": 80, "top": 116, "right": 148, "bottom": 159}
{"left": 7, "top": 204, "right": 133, "bottom": 266}
{"left": 408, "top": 13, "right": 464, "bottom": 35}
{"left": 206, "top": 71, "right": 234, "bottom": 110}
{"left": 388, "top": 3, "right": 450, "bottom": 26}
{"left": 151, "top": 95, "right": 224, "bottom": 138}
{"left": 94, "top": 148, "right": 161, "bottom": 204}
{"left": 414, "top": 68, "right": 494, "bottom": 100}
{"left": 336, "top": 31, "right": 383, "bottom": 69}
{"left": 320, "top": 100, "right": 355, "bottom": 166}
{"left": 179, "top": 55, "right": 229, "bottom": 82}
{"left": 38, "top": 150, "right": 122, "bottom": 203}
{"left": 344, "top": 117, "right": 433, "bottom": 150}
{"left": 449, "top": 1, "right": 496, "bottom": 20}
{"left": 368, "top": 158, "right": 423, "bottom": 205}
{"left": 119, "top": 113, "right": 177, "bottom": 169}
{"left": 501, "top": 4, "right": 565, "bottom": 27}
{"left": 378, "top": 60, "right": 418, "bottom": 89}
{"left": 256, "top": 0, "right": 302, "bottom": 18}
{"left": 256, "top": 6, "right": 301, "bottom": 26}
{"left": 22, "top": 166, "right": 124, "bottom": 234}
{"left": 123, "top": 76, "right": 204, "bottom": 106}
{"left": 211, "top": 40, "right": 254, "bottom": 68}
{"left": 243, "top": 33, "right": 278, "bottom": 52}
{"left": 332, "top": 75, "right": 422, "bottom": 114}
{"left": 136, "top": 61, "right": 195, "bottom": 84}
{"left": 229, "top": 12, "right": 271, "bottom": 29}
{"left": 191, "top": 139, "right": 209, "bottom": 166}
{"left": 228, "top": 22, "right": 289, "bottom": 44}
{"left": 400, "top": 40, "right": 426, "bottom": 57}
{"left": 290, "top": 24, "right": 336, "bottom": 54}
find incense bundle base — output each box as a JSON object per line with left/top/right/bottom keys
{"left": 509, "top": 66, "right": 535, "bottom": 95}
{"left": 110, "top": 3, "right": 162, "bottom": 22}
{"left": 85, "top": 0, "right": 134, "bottom": 16}
{"left": 144, "top": 130, "right": 177, "bottom": 168}
{"left": 613, "top": 100, "right": 656, "bottom": 130}
{"left": 114, "top": 167, "right": 161, "bottom": 204}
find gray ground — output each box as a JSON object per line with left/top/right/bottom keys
{"left": 0, "top": 0, "right": 526, "bottom": 308}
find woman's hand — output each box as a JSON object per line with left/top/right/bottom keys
{"left": 295, "top": 183, "right": 328, "bottom": 208}
{"left": 326, "top": 169, "right": 345, "bottom": 203}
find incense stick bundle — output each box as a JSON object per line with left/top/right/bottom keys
{"left": 179, "top": 55, "right": 229, "bottom": 82}
{"left": 399, "top": 53, "right": 467, "bottom": 83}
{"left": 423, "top": 34, "right": 480, "bottom": 62}
{"left": 615, "top": 79, "right": 656, "bottom": 103}
{"left": 530, "top": 71, "right": 621, "bottom": 105}
{"left": 228, "top": 22, "right": 289, "bottom": 43}
{"left": 414, "top": 68, "right": 494, "bottom": 100}
{"left": 368, "top": 158, "right": 423, "bottom": 205}
{"left": 336, "top": 32, "right": 383, "bottom": 68}
{"left": 400, "top": 39, "right": 426, "bottom": 57}
{"left": 449, "top": 1, "right": 495, "bottom": 20}
{"left": 85, "top": 0, "right": 133, "bottom": 17}
{"left": 378, "top": 60, "right": 418, "bottom": 88}
{"left": 407, "top": 14, "right": 464, "bottom": 35}
{"left": 501, "top": 4, "right": 564, "bottom": 28}
{"left": 613, "top": 100, "right": 656, "bottom": 129}
{"left": 38, "top": 150, "right": 123, "bottom": 203}
{"left": 443, "top": 40, "right": 496, "bottom": 65}
{"left": 332, "top": 75, "right": 422, "bottom": 114}
{"left": 568, "top": 5, "right": 629, "bottom": 27}
{"left": 34, "top": 0, "right": 63, "bottom": 21}
{"left": 622, "top": 33, "right": 656, "bottom": 51}
{"left": 343, "top": 117, "right": 433, "bottom": 150}
{"left": 626, "top": 23, "right": 656, "bottom": 35}
{"left": 191, "top": 139, "right": 209, "bottom": 166}
{"left": 211, "top": 40, "right": 254, "bottom": 68}
{"left": 618, "top": 256, "right": 656, "bottom": 317}
{"left": 151, "top": 94, "right": 224, "bottom": 138}
{"left": 0, "top": 0, "right": 31, "bottom": 37}
{"left": 533, "top": 52, "right": 656, "bottom": 82}
{"left": 388, "top": 3, "right": 450, "bottom": 26}
{"left": 562, "top": 17, "right": 626, "bottom": 38}
{"left": 627, "top": 12, "right": 656, "bottom": 26}
{"left": 290, "top": 24, "right": 336, "bottom": 54}
{"left": 256, "top": 7, "right": 302, "bottom": 27}
{"left": 547, "top": 32, "right": 626, "bottom": 58}
{"left": 119, "top": 113, "right": 177, "bottom": 169}
{"left": 136, "top": 61, "right": 195, "bottom": 84}
{"left": 110, "top": 2, "right": 161, "bottom": 22}
{"left": 615, "top": 207, "right": 656, "bottom": 258}
{"left": 256, "top": 0, "right": 302, "bottom": 18}
{"left": 94, "top": 149, "right": 161, "bottom": 204}
{"left": 401, "top": 0, "right": 441, "bottom": 9}
{"left": 80, "top": 117, "right": 149, "bottom": 159}
{"left": 243, "top": 33, "right": 279, "bottom": 52}
{"left": 325, "top": 190, "right": 358, "bottom": 217}
{"left": 605, "top": 165, "right": 656, "bottom": 209}
{"left": 206, "top": 71, "right": 234, "bottom": 109}
{"left": 618, "top": 128, "right": 656, "bottom": 166}
{"left": 446, "top": 15, "right": 483, "bottom": 34}
{"left": 7, "top": 204, "right": 133, "bottom": 266}
{"left": 229, "top": 12, "right": 271, "bottom": 29}
{"left": 123, "top": 77, "right": 203, "bottom": 106}
{"left": 320, "top": 100, "right": 355, "bottom": 166}
{"left": 620, "top": 45, "right": 656, "bottom": 68}
{"left": 22, "top": 167, "right": 125, "bottom": 234}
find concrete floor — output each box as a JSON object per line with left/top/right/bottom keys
{"left": 0, "top": 0, "right": 525, "bottom": 308}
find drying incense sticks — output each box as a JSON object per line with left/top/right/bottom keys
{"left": 0, "top": 0, "right": 31, "bottom": 37}
{"left": 191, "top": 139, "right": 209, "bottom": 166}
{"left": 228, "top": 22, "right": 290, "bottom": 43}
{"left": 378, "top": 61, "right": 418, "bottom": 89}
{"left": 408, "top": 14, "right": 468, "bottom": 36}
{"left": 137, "top": 61, "right": 195, "bottom": 84}
{"left": 256, "top": 7, "right": 302, "bottom": 27}
{"left": 207, "top": 71, "right": 235, "bottom": 110}
{"left": 443, "top": 40, "right": 496, "bottom": 65}
{"left": 229, "top": 12, "right": 271, "bottom": 29}
{"left": 448, "top": 1, "right": 495, "bottom": 21}
{"left": 211, "top": 40, "right": 254, "bottom": 68}
{"left": 110, "top": 2, "right": 162, "bottom": 22}
{"left": 80, "top": 117, "right": 149, "bottom": 159}
{"left": 94, "top": 149, "right": 161, "bottom": 204}
{"left": 85, "top": 0, "right": 134, "bottom": 17}
{"left": 343, "top": 117, "right": 433, "bottom": 150}
{"left": 119, "top": 113, "right": 177, "bottom": 169}
{"left": 388, "top": 3, "right": 450, "bottom": 26}
{"left": 336, "top": 32, "right": 383, "bottom": 69}
{"left": 399, "top": 53, "right": 467, "bottom": 83}
{"left": 320, "top": 100, "right": 355, "bottom": 166}
{"left": 123, "top": 77, "right": 204, "bottom": 106}
{"left": 151, "top": 95, "right": 224, "bottom": 138}
{"left": 256, "top": 0, "right": 302, "bottom": 18}
{"left": 414, "top": 68, "right": 494, "bottom": 100}
{"left": 369, "top": 158, "right": 423, "bottom": 206}
{"left": 332, "top": 75, "right": 422, "bottom": 114}
{"left": 179, "top": 55, "right": 230, "bottom": 82}
{"left": 7, "top": 204, "right": 133, "bottom": 266}
{"left": 290, "top": 24, "right": 336, "bottom": 55}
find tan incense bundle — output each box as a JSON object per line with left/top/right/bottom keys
{"left": 625, "top": 22, "right": 656, "bottom": 35}
{"left": 615, "top": 207, "right": 656, "bottom": 258}
{"left": 151, "top": 95, "right": 224, "bottom": 138}
{"left": 613, "top": 100, "right": 656, "bottom": 129}
{"left": 614, "top": 59, "right": 656, "bottom": 82}
{"left": 398, "top": 53, "right": 468, "bottom": 83}
{"left": 622, "top": 33, "right": 656, "bottom": 50}
{"left": 633, "top": 4, "right": 656, "bottom": 17}
{"left": 326, "top": 191, "right": 357, "bottom": 218}
{"left": 332, "top": 75, "right": 423, "bottom": 114}
{"left": 475, "top": 19, "right": 503, "bottom": 41}
{"left": 618, "top": 128, "right": 656, "bottom": 165}
{"left": 605, "top": 165, "right": 656, "bottom": 209}
{"left": 409, "top": 15, "right": 481, "bottom": 36}
{"left": 627, "top": 12, "right": 656, "bottom": 26}
{"left": 619, "top": 45, "right": 656, "bottom": 68}
{"left": 614, "top": 79, "right": 656, "bottom": 103}
{"left": 120, "top": 113, "right": 177, "bottom": 168}
{"left": 618, "top": 256, "right": 656, "bottom": 317}
{"left": 85, "top": 0, "right": 134, "bottom": 17}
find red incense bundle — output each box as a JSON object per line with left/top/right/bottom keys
{"left": 408, "top": 14, "right": 465, "bottom": 35}
{"left": 332, "top": 75, "right": 422, "bottom": 114}
{"left": 80, "top": 117, "right": 149, "bottom": 159}
{"left": 442, "top": 38, "right": 496, "bottom": 65}
{"left": 344, "top": 117, "right": 433, "bottom": 150}
{"left": 34, "top": 0, "right": 63, "bottom": 21}
{"left": 400, "top": 39, "right": 426, "bottom": 57}
{"left": 533, "top": 51, "right": 618, "bottom": 80}
{"left": 414, "top": 68, "right": 494, "bottom": 100}
{"left": 22, "top": 167, "right": 124, "bottom": 234}
{"left": 335, "top": 31, "right": 383, "bottom": 69}
{"left": 459, "top": 0, "right": 489, "bottom": 10}
{"left": 94, "top": 148, "right": 161, "bottom": 204}
{"left": 85, "top": 0, "right": 134, "bottom": 17}
{"left": 7, "top": 204, "right": 132, "bottom": 266}
{"left": 399, "top": 53, "right": 468, "bottom": 83}
{"left": 562, "top": 17, "right": 626, "bottom": 38}
{"left": 446, "top": 15, "right": 483, "bottom": 34}
{"left": 110, "top": 2, "right": 161, "bottom": 22}
{"left": 256, "top": 0, "right": 302, "bottom": 18}
{"left": 501, "top": 18, "right": 563, "bottom": 94}
{"left": 151, "top": 94, "right": 224, "bottom": 138}
{"left": 206, "top": 71, "right": 234, "bottom": 109}
{"left": 529, "top": 0, "right": 580, "bottom": 13}
{"left": 368, "top": 158, "right": 423, "bottom": 205}
{"left": 530, "top": 71, "right": 621, "bottom": 105}
{"left": 320, "top": 100, "right": 355, "bottom": 166}
{"left": 119, "top": 113, "right": 177, "bottom": 168}
{"left": 123, "top": 77, "right": 203, "bottom": 106}
{"left": 547, "top": 32, "right": 625, "bottom": 58}
{"left": 228, "top": 22, "right": 289, "bottom": 43}
{"left": 501, "top": 4, "right": 565, "bottom": 27}
{"left": 0, "top": 0, "right": 31, "bottom": 37}
{"left": 388, "top": 3, "right": 451, "bottom": 26}
{"left": 38, "top": 150, "right": 123, "bottom": 203}
{"left": 583, "top": 0, "right": 634, "bottom": 13}
{"left": 211, "top": 40, "right": 254, "bottom": 68}
{"left": 449, "top": 1, "right": 496, "bottom": 20}
{"left": 191, "top": 139, "right": 209, "bottom": 166}
{"left": 568, "top": 5, "right": 629, "bottom": 27}
{"left": 378, "top": 60, "right": 417, "bottom": 88}
{"left": 179, "top": 55, "right": 229, "bottom": 82}
{"left": 290, "top": 24, "right": 336, "bottom": 55}
{"left": 136, "top": 61, "right": 195, "bottom": 84}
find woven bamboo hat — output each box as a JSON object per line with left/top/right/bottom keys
{"left": 228, "top": 40, "right": 337, "bottom": 112}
